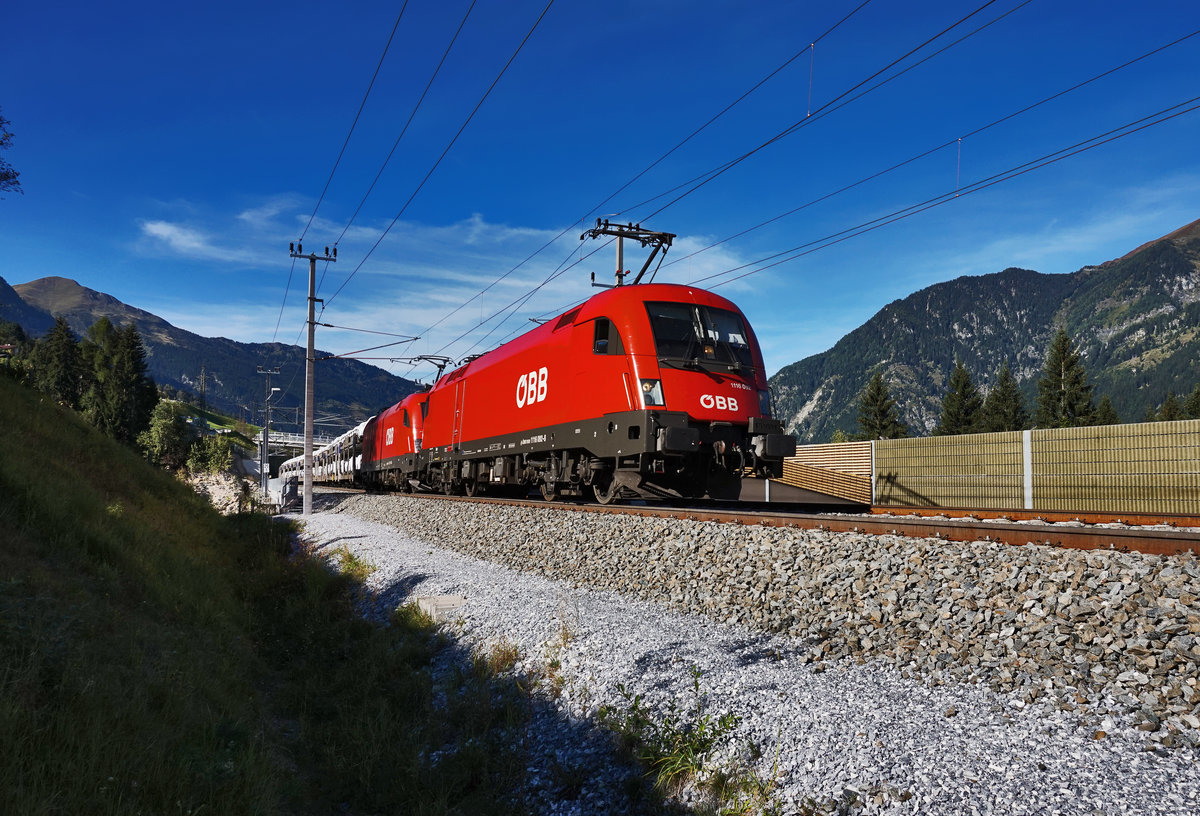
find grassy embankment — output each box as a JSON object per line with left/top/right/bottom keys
{"left": 0, "top": 375, "right": 534, "bottom": 815}
{"left": 173, "top": 398, "right": 259, "bottom": 451}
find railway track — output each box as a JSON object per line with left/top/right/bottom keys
{"left": 313, "top": 486, "right": 1200, "bottom": 556}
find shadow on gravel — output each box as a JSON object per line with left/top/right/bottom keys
{"left": 372, "top": 572, "right": 433, "bottom": 614}
{"left": 632, "top": 643, "right": 694, "bottom": 692}
{"left": 310, "top": 492, "right": 358, "bottom": 513}
{"left": 335, "top": 555, "right": 680, "bottom": 815}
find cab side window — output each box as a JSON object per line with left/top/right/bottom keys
{"left": 403, "top": 409, "right": 410, "bottom": 428}
{"left": 593, "top": 317, "right": 626, "bottom": 355}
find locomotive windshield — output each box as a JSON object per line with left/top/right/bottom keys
{"left": 645, "top": 302, "right": 754, "bottom": 370}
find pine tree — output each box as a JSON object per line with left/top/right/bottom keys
{"left": 857, "top": 371, "right": 907, "bottom": 440}
{"left": 1094, "top": 394, "right": 1119, "bottom": 425}
{"left": 980, "top": 362, "right": 1029, "bottom": 432}
{"left": 1159, "top": 390, "right": 1183, "bottom": 422}
{"left": 81, "top": 317, "right": 118, "bottom": 436}
{"left": 30, "top": 316, "right": 84, "bottom": 408}
{"left": 1035, "top": 328, "right": 1096, "bottom": 428}
{"left": 81, "top": 318, "right": 157, "bottom": 444}
{"left": 1186, "top": 384, "right": 1200, "bottom": 420}
{"left": 934, "top": 359, "right": 982, "bottom": 435}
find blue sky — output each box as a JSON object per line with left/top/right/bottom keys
{"left": 2, "top": 0, "right": 1198, "bottom": 388}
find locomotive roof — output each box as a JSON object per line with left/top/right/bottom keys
{"left": 439, "top": 283, "right": 746, "bottom": 381}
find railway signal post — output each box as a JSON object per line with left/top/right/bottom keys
{"left": 288, "top": 242, "right": 335, "bottom": 516}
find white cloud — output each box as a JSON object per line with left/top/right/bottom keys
{"left": 133, "top": 199, "right": 785, "bottom": 382}
{"left": 139, "top": 220, "right": 213, "bottom": 257}
{"left": 922, "top": 172, "right": 1200, "bottom": 280}
{"left": 237, "top": 194, "right": 307, "bottom": 230}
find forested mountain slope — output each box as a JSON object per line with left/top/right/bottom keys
{"left": 770, "top": 218, "right": 1200, "bottom": 441}
{"left": 6, "top": 276, "right": 418, "bottom": 425}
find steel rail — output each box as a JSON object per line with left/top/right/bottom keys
{"left": 330, "top": 490, "right": 1200, "bottom": 556}
{"left": 870, "top": 504, "right": 1200, "bottom": 529}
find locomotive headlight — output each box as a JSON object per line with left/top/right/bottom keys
{"left": 640, "top": 378, "right": 665, "bottom": 407}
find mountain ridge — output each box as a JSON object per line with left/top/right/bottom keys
{"left": 4, "top": 275, "right": 419, "bottom": 428}
{"left": 770, "top": 217, "right": 1200, "bottom": 441}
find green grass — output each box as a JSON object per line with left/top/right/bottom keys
{"left": 0, "top": 376, "right": 532, "bottom": 815}
{"left": 172, "top": 398, "right": 258, "bottom": 451}
{"left": 329, "top": 543, "right": 377, "bottom": 584}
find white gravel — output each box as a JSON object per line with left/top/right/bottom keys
{"left": 291, "top": 500, "right": 1200, "bottom": 816}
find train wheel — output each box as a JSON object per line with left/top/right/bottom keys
{"left": 593, "top": 474, "right": 619, "bottom": 505}
{"left": 540, "top": 480, "right": 558, "bottom": 502}
{"left": 464, "top": 478, "right": 479, "bottom": 497}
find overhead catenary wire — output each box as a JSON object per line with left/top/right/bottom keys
{"left": 447, "top": 82, "right": 1200, "bottom": 363}
{"left": 298, "top": 2, "right": 411, "bottom": 245}
{"left": 323, "top": 0, "right": 557, "bottom": 311}
{"left": 658, "top": 26, "right": 1200, "bottom": 272}
{"left": 403, "top": 0, "right": 1022, "bottom": 371}
{"left": 270, "top": 256, "right": 298, "bottom": 343}
{"left": 400, "top": 0, "right": 876, "bottom": 351}
{"left": 322, "top": 0, "right": 480, "bottom": 291}
{"left": 317, "top": 336, "right": 420, "bottom": 361}
{"left": 316, "top": 323, "right": 417, "bottom": 339}
{"left": 394, "top": 237, "right": 612, "bottom": 382}
{"left": 272, "top": 4, "right": 409, "bottom": 342}
{"left": 283, "top": 1, "right": 1190, "bottom": 396}
{"left": 624, "top": 0, "right": 1030, "bottom": 222}
{"left": 687, "top": 95, "right": 1200, "bottom": 291}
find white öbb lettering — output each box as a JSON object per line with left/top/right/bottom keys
{"left": 700, "top": 394, "right": 739, "bottom": 412}
{"left": 385, "top": 427, "right": 395, "bottom": 446}
{"left": 516, "top": 367, "right": 549, "bottom": 408}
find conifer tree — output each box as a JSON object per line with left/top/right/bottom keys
{"left": 1159, "top": 390, "right": 1183, "bottom": 422}
{"left": 1186, "top": 384, "right": 1200, "bottom": 420}
{"left": 1094, "top": 394, "right": 1119, "bottom": 426}
{"left": 30, "top": 316, "right": 84, "bottom": 408}
{"left": 81, "top": 317, "right": 119, "bottom": 437}
{"left": 980, "top": 362, "right": 1029, "bottom": 432}
{"left": 82, "top": 318, "right": 157, "bottom": 444}
{"left": 934, "top": 359, "right": 982, "bottom": 435}
{"left": 857, "top": 371, "right": 907, "bottom": 440}
{"left": 1035, "top": 328, "right": 1096, "bottom": 428}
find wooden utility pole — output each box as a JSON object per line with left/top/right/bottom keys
{"left": 288, "top": 242, "right": 335, "bottom": 516}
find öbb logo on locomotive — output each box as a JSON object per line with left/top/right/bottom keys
{"left": 700, "top": 394, "right": 739, "bottom": 412}
{"left": 515, "top": 366, "right": 548, "bottom": 408}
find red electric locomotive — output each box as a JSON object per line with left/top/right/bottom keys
{"left": 359, "top": 391, "right": 427, "bottom": 491}
{"left": 357, "top": 280, "right": 795, "bottom": 503}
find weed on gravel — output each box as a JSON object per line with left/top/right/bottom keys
{"left": 598, "top": 665, "right": 782, "bottom": 814}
